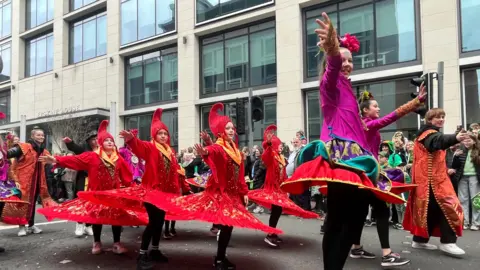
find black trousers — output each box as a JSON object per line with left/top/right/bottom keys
{"left": 412, "top": 187, "right": 457, "bottom": 244}
{"left": 269, "top": 205, "right": 283, "bottom": 229}
{"left": 322, "top": 183, "right": 367, "bottom": 270}
{"left": 164, "top": 220, "right": 176, "bottom": 231}
{"left": 141, "top": 203, "right": 166, "bottom": 250}
{"left": 0, "top": 202, "right": 4, "bottom": 217}
{"left": 351, "top": 193, "right": 391, "bottom": 249}
{"left": 28, "top": 179, "right": 41, "bottom": 227}
{"left": 92, "top": 224, "right": 122, "bottom": 243}
{"left": 217, "top": 226, "right": 233, "bottom": 260}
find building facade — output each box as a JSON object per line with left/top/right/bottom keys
{"left": 0, "top": 0, "right": 479, "bottom": 152}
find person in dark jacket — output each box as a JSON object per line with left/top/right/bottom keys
{"left": 251, "top": 148, "right": 266, "bottom": 190}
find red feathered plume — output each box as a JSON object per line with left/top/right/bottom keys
{"left": 263, "top": 124, "right": 281, "bottom": 151}
{"left": 209, "top": 103, "right": 232, "bottom": 137}
{"left": 150, "top": 108, "right": 170, "bottom": 144}
{"left": 97, "top": 120, "right": 114, "bottom": 146}
{"left": 339, "top": 33, "right": 360, "bottom": 53}
{"left": 0, "top": 112, "right": 5, "bottom": 120}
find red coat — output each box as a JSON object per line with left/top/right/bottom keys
{"left": 127, "top": 137, "right": 180, "bottom": 194}
{"left": 56, "top": 152, "right": 132, "bottom": 191}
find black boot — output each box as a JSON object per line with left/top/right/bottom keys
{"left": 136, "top": 253, "right": 154, "bottom": 270}
{"left": 0, "top": 246, "right": 5, "bottom": 253}
{"left": 149, "top": 249, "right": 169, "bottom": 262}
{"left": 214, "top": 256, "right": 236, "bottom": 270}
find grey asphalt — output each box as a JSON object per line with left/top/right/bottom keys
{"left": 0, "top": 212, "right": 479, "bottom": 270}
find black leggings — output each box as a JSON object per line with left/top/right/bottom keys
{"left": 351, "top": 194, "right": 391, "bottom": 249}
{"left": 92, "top": 224, "right": 122, "bottom": 243}
{"left": 141, "top": 203, "right": 166, "bottom": 250}
{"left": 0, "top": 202, "right": 4, "bottom": 217}
{"left": 164, "top": 220, "right": 176, "bottom": 231}
{"left": 269, "top": 205, "right": 283, "bottom": 228}
{"left": 217, "top": 226, "right": 233, "bottom": 260}
{"left": 322, "top": 183, "right": 367, "bottom": 270}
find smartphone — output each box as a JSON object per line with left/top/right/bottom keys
{"left": 456, "top": 125, "right": 463, "bottom": 131}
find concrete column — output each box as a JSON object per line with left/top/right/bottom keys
{"left": 421, "top": 0, "right": 461, "bottom": 132}
{"left": 9, "top": 0, "right": 22, "bottom": 121}
{"left": 176, "top": 0, "right": 199, "bottom": 150}
{"left": 274, "top": 0, "right": 304, "bottom": 140}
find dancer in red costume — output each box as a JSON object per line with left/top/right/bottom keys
{"left": 79, "top": 108, "right": 182, "bottom": 270}
{"left": 148, "top": 103, "right": 281, "bottom": 270}
{"left": 249, "top": 125, "right": 318, "bottom": 248}
{"left": 38, "top": 121, "right": 145, "bottom": 255}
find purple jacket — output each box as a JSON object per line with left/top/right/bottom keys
{"left": 320, "top": 54, "right": 369, "bottom": 151}
{"left": 119, "top": 147, "right": 145, "bottom": 182}
{"left": 362, "top": 113, "right": 398, "bottom": 159}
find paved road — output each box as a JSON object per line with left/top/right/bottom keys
{"left": 1, "top": 211, "right": 480, "bottom": 270}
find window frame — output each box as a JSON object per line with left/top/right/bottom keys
{"left": 68, "top": 11, "right": 107, "bottom": 64}
{"left": 25, "top": 31, "right": 54, "bottom": 78}
{"left": 124, "top": 46, "right": 178, "bottom": 110}
{"left": 120, "top": 0, "right": 177, "bottom": 47}
{"left": 123, "top": 109, "right": 179, "bottom": 150}
{"left": 458, "top": 0, "right": 480, "bottom": 56}
{"left": 303, "top": 75, "right": 422, "bottom": 141}
{"left": 0, "top": 89, "right": 10, "bottom": 124}
{"left": 199, "top": 19, "right": 277, "bottom": 99}
{"left": 194, "top": 0, "right": 275, "bottom": 27}
{"left": 302, "top": 0, "right": 422, "bottom": 82}
{"left": 0, "top": 41, "right": 11, "bottom": 84}
{"left": 69, "top": 0, "right": 98, "bottom": 12}
{"left": 0, "top": 1, "right": 11, "bottom": 41}
{"left": 460, "top": 66, "right": 480, "bottom": 127}
{"left": 26, "top": 0, "right": 54, "bottom": 30}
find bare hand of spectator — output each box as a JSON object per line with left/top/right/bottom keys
{"left": 447, "top": 168, "right": 456, "bottom": 176}
{"left": 62, "top": 137, "right": 72, "bottom": 143}
{"left": 456, "top": 131, "right": 469, "bottom": 142}
{"left": 453, "top": 149, "right": 463, "bottom": 156}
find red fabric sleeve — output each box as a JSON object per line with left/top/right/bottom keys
{"left": 237, "top": 154, "right": 249, "bottom": 196}
{"left": 126, "top": 137, "right": 151, "bottom": 161}
{"left": 261, "top": 142, "right": 274, "bottom": 167}
{"left": 117, "top": 157, "right": 133, "bottom": 187}
{"left": 56, "top": 152, "right": 92, "bottom": 171}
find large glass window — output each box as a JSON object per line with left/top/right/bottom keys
{"left": 70, "top": 13, "right": 107, "bottom": 64}
{"left": 120, "top": 0, "right": 176, "bottom": 46}
{"left": 70, "top": 0, "right": 97, "bottom": 11}
{"left": 126, "top": 48, "right": 178, "bottom": 108}
{"left": 201, "top": 21, "right": 276, "bottom": 96}
{"left": 196, "top": 0, "right": 273, "bottom": 24}
{"left": 460, "top": 0, "right": 480, "bottom": 52}
{"left": 26, "top": 0, "right": 54, "bottom": 30}
{"left": 0, "top": 42, "right": 10, "bottom": 83}
{"left": 0, "top": 1, "right": 11, "bottom": 39}
{"left": 200, "top": 96, "right": 277, "bottom": 147}
{"left": 305, "top": 0, "right": 417, "bottom": 78}
{"left": 305, "top": 78, "right": 419, "bottom": 141}
{"left": 26, "top": 32, "right": 54, "bottom": 77}
{"left": 463, "top": 68, "right": 480, "bottom": 126}
{"left": 124, "top": 110, "right": 178, "bottom": 150}
{"left": 0, "top": 90, "right": 9, "bottom": 124}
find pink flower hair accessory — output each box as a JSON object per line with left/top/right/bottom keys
{"left": 339, "top": 33, "right": 360, "bottom": 53}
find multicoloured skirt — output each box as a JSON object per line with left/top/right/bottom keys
{"left": 0, "top": 180, "right": 27, "bottom": 204}
{"left": 280, "top": 139, "right": 405, "bottom": 204}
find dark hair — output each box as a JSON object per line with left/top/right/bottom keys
{"left": 469, "top": 134, "right": 480, "bottom": 165}
{"left": 359, "top": 100, "right": 374, "bottom": 116}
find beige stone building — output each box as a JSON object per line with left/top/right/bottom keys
{"left": 0, "top": 0, "right": 478, "bottom": 152}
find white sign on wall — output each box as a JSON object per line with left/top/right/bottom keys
{"left": 37, "top": 105, "right": 81, "bottom": 118}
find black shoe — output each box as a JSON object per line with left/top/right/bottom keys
{"left": 149, "top": 250, "right": 168, "bottom": 263}
{"left": 163, "top": 231, "right": 173, "bottom": 240}
{"left": 214, "top": 257, "right": 236, "bottom": 270}
{"left": 170, "top": 228, "right": 177, "bottom": 236}
{"left": 0, "top": 246, "right": 5, "bottom": 253}
{"left": 381, "top": 252, "right": 410, "bottom": 267}
{"left": 273, "top": 234, "right": 283, "bottom": 244}
{"left": 136, "top": 253, "right": 154, "bottom": 270}
{"left": 264, "top": 234, "right": 278, "bottom": 247}
{"left": 350, "top": 246, "right": 376, "bottom": 259}
{"left": 210, "top": 227, "right": 219, "bottom": 235}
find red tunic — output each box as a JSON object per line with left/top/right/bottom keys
{"left": 248, "top": 143, "right": 319, "bottom": 219}
{"left": 147, "top": 142, "right": 282, "bottom": 235}
{"left": 78, "top": 137, "right": 180, "bottom": 213}
{"left": 38, "top": 152, "right": 148, "bottom": 226}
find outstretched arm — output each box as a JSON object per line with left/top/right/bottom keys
{"left": 55, "top": 152, "right": 93, "bottom": 171}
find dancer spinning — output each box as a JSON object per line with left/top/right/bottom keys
{"left": 79, "top": 108, "right": 183, "bottom": 270}
{"left": 38, "top": 121, "right": 146, "bottom": 255}
{"left": 249, "top": 125, "right": 318, "bottom": 248}
{"left": 280, "top": 13, "right": 403, "bottom": 270}
{"left": 348, "top": 88, "right": 426, "bottom": 267}
{"left": 148, "top": 103, "right": 281, "bottom": 270}
{"left": 404, "top": 108, "right": 468, "bottom": 256}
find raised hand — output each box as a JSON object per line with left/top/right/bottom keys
{"left": 200, "top": 130, "right": 212, "bottom": 142}
{"left": 119, "top": 130, "right": 134, "bottom": 142}
{"left": 418, "top": 83, "right": 427, "bottom": 102}
{"left": 39, "top": 155, "right": 57, "bottom": 164}
{"left": 456, "top": 131, "right": 469, "bottom": 143}
{"left": 194, "top": 143, "right": 208, "bottom": 156}
{"left": 315, "top": 12, "right": 338, "bottom": 55}
{"left": 62, "top": 137, "right": 72, "bottom": 143}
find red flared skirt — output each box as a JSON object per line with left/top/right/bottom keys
{"left": 37, "top": 198, "right": 148, "bottom": 226}
{"left": 146, "top": 190, "right": 282, "bottom": 235}
{"left": 281, "top": 157, "right": 405, "bottom": 204}
{"left": 78, "top": 185, "right": 178, "bottom": 213}
{"left": 248, "top": 189, "right": 319, "bottom": 219}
